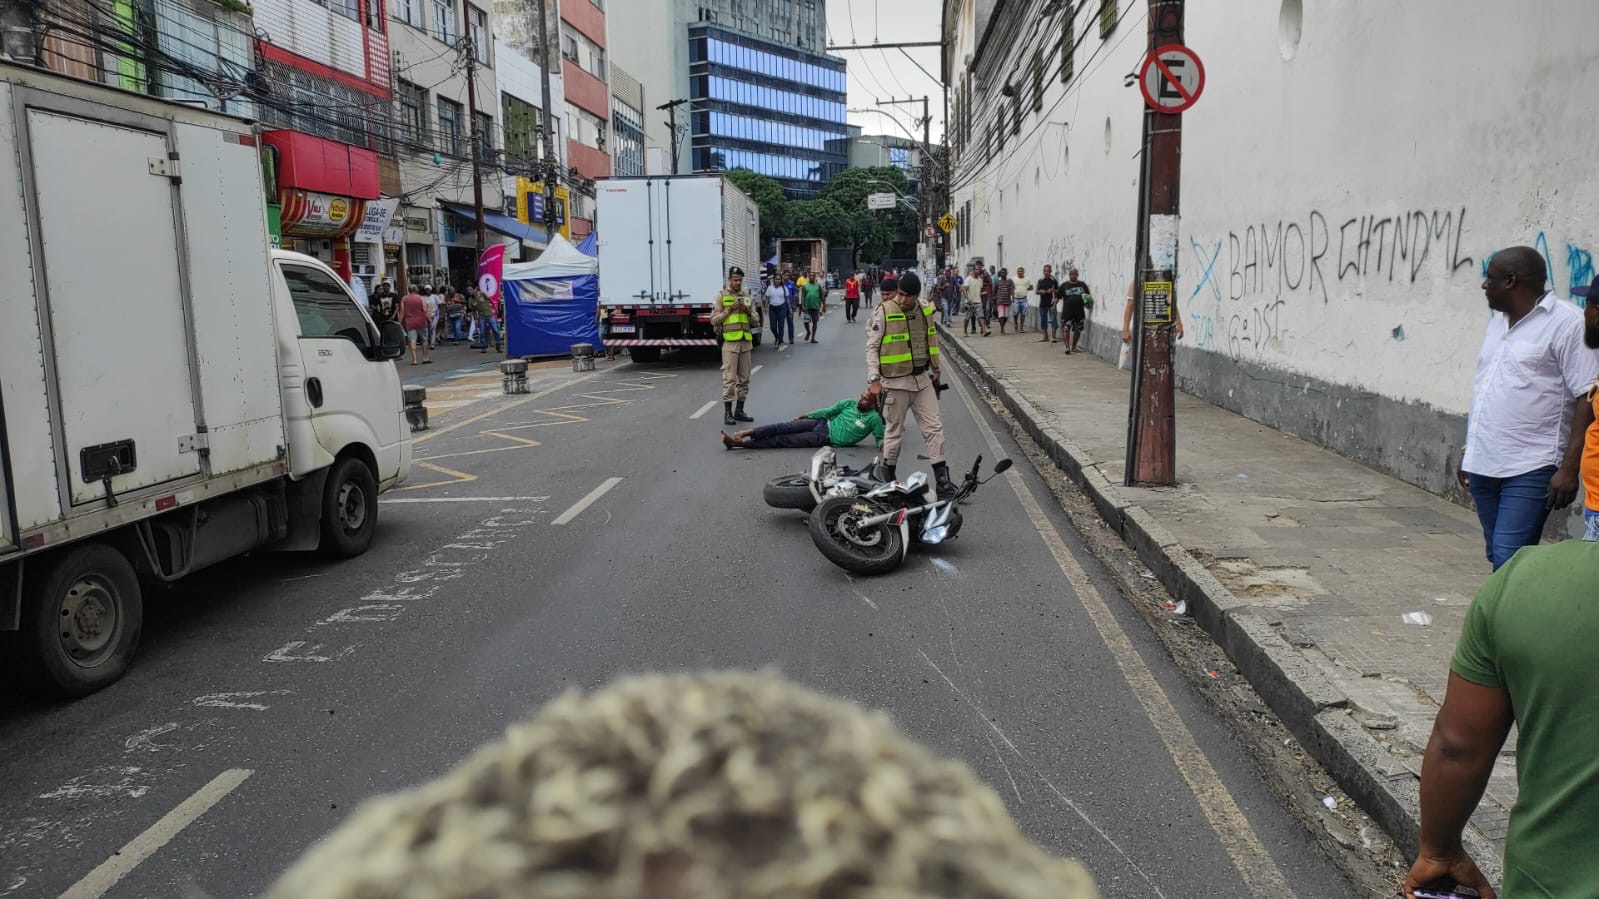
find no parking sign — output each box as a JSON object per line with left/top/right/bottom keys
{"left": 1138, "top": 44, "right": 1205, "bottom": 113}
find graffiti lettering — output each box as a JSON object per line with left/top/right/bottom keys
{"left": 1228, "top": 208, "right": 1469, "bottom": 304}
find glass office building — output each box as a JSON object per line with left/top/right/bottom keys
{"left": 688, "top": 23, "right": 847, "bottom": 197}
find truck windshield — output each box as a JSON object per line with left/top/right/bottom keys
{"left": 282, "top": 265, "right": 372, "bottom": 351}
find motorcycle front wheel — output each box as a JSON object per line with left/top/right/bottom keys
{"left": 809, "top": 496, "right": 905, "bottom": 576}
{"left": 763, "top": 474, "right": 817, "bottom": 511}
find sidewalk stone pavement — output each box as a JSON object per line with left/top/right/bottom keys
{"left": 939, "top": 325, "right": 1513, "bottom": 878}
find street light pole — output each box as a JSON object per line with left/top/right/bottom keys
{"left": 534, "top": 0, "right": 558, "bottom": 236}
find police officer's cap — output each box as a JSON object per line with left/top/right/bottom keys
{"left": 728, "top": 266, "right": 745, "bottom": 277}
{"left": 880, "top": 276, "right": 900, "bottom": 294}
{"left": 898, "top": 273, "right": 922, "bottom": 295}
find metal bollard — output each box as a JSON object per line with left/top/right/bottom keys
{"left": 403, "top": 384, "right": 428, "bottom": 432}
{"left": 500, "top": 358, "right": 530, "bottom": 394}
{"left": 570, "top": 342, "right": 596, "bottom": 373}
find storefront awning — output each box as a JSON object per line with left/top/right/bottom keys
{"left": 441, "top": 202, "right": 549, "bottom": 248}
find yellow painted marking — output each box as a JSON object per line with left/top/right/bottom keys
{"left": 394, "top": 460, "right": 479, "bottom": 491}
{"left": 948, "top": 372, "right": 1296, "bottom": 899}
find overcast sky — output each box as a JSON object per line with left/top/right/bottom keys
{"left": 826, "top": 0, "right": 946, "bottom": 144}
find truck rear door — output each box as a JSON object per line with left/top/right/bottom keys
{"left": 25, "top": 108, "right": 204, "bottom": 505}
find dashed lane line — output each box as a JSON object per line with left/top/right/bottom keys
{"left": 551, "top": 477, "right": 624, "bottom": 526}
{"left": 58, "top": 768, "right": 253, "bottom": 899}
{"left": 690, "top": 400, "right": 719, "bottom": 420}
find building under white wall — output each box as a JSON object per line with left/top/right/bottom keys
{"left": 944, "top": 0, "right": 1599, "bottom": 499}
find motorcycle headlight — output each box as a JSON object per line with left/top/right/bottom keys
{"left": 922, "top": 524, "right": 949, "bottom": 545}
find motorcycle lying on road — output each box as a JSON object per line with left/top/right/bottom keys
{"left": 807, "top": 455, "right": 1012, "bottom": 576}
{"left": 762, "top": 446, "right": 883, "bottom": 513}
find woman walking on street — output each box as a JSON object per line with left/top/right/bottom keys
{"left": 994, "top": 268, "right": 1015, "bottom": 335}
{"left": 400, "top": 286, "right": 432, "bottom": 365}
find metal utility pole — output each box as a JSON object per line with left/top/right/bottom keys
{"left": 658, "top": 98, "right": 687, "bottom": 175}
{"left": 535, "top": 0, "right": 557, "bottom": 234}
{"left": 462, "top": 33, "right": 487, "bottom": 258}
{"left": 1124, "top": 0, "right": 1192, "bottom": 486}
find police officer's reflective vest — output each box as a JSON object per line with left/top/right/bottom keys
{"left": 721, "top": 294, "right": 751, "bottom": 341}
{"left": 879, "top": 301, "right": 939, "bottom": 377}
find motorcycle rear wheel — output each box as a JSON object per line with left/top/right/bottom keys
{"left": 763, "top": 474, "right": 817, "bottom": 511}
{"left": 809, "top": 496, "right": 905, "bottom": 576}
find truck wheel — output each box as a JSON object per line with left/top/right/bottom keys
{"left": 22, "top": 543, "right": 143, "bottom": 697}
{"left": 321, "top": 456, "right": 378, "bottom": 558}
{"left": 628, "top": 347, "right": 662, "bottom": 363}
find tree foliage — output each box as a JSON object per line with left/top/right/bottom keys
{"left": 725, "top": 168, "right": 788, "bottom": 247}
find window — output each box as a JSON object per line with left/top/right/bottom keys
{"left": 432, "top": 0, "right": 455, "bottom": 44}
{"left": 468, "top": 5, "right": 488, "bottom": 63}
{"left": 1060, "top": 3, "right": 1076, "bottom": 82}
{"left": 282, "top": 265, "right": 371, "bottom": 352}
{"left": 561, "top": 31, "right": 579, "bottom": 61}
{"left": 437, "top": 97, "right": 464, "bottom": 155}
{"left": 392, "top": 0, "right": 424, "bottom": 28}
{"left": 1099, "top": 0, "right": 1116, "bottom": 38}
{"left": 364, "top": 0, "right": 384, "bottom": 31}
{"left": 398, "top": 80, "right": 426, "bottom": 145}
{"left": 473, "top": 111, "right": 494, "bottom": 162}
{"left": 1032, "top": 51, "right": 1044, "bottom": 112}
{"left": 502, "top": 92, "right": 541, "bottom": 159}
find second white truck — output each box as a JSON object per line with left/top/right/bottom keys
{"left": 595, "top": 174, "right": 761, "bottom": 361}
{"left": 0, "top": 62, "right": 412, "bottom": 695}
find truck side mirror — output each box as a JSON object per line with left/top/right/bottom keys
{"left": 378, "top": 321, "right": 406, "bottom": 360}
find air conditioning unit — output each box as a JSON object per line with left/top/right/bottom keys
{"left": 353, "top": 264, "right": 376, "bottom": 276}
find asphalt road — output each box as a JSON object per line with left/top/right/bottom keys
{"left": 0, "top": 304, "right": 1356, "bottom": 898}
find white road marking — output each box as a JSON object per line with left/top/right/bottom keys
{"left": 58, "top": 768, "right": 253, "bottom": 899}
{"left": 262, "top": 641, "right": 355, "bottom": 663}
{"left": 192, "top": 691, "right": 292, "bottom": 711}
{"left": 690, "top": 400, "right": 718, "bottom": 420}
{"left": 853, "top": 591, "right": 879, "bottom": 610}
{"left": 552, "top": 477, "right": 624, "bottom": 526}
{"left": 751, "top": 364, "right": 764, "bottom": 375}
{"left": 39, "top": 767, "right": 149, "bottom": 801}
{"left": 947, "top": 371, "right": 1296, "bottom": 899}
{"left": 381, "top": 496, "right": 550, "bottom": 504}
{"left": 317, "top": 604, "right": 406, "bottom": 625}
{"left": 123, "top": 723, "right": 180, "bottom": 753}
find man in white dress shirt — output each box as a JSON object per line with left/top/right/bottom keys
{"left": 1458, "top": 246, "right": 1599, "bottom": 569}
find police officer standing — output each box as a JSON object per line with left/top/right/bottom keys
{"left": 712, "top": 266, "right": 755, "bottom": 426}
{"left": 865, "top": 273, "right": 956, "bottom": 498}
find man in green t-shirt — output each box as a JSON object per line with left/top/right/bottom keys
{"left": 801, "top": 279, "right": 823, "bottom": 343}
{"left": 1404, "top": 540, "right": 1599, "bottom": 899}
{"left": 719, "top": 388, "right": 883, "bottom": 450}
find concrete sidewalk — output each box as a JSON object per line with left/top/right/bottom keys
{"left": 938, "top": 324, "right": 1511, "bottom": 877}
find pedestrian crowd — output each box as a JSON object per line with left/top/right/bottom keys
{"left": 363, "top": 278, "right": 505, "bottom": 363}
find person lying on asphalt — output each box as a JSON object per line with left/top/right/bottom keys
{"left": 266, "top": 671, "right": 1098, "bottom": 899}
{"left": 720, "top": 387, "right": 884, "bottom": 450}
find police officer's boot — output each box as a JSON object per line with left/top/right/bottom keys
{"left": 933, "top": 461, "right": 957, "bottom": 499}
{"left": 876, "top": 461, "right": 896, "bottom": 483}
{"left": 733, "top": 401, "right": 753, "bottom": 423}
{"left": 724, "top": 402, "right": 737, "bottom": 426}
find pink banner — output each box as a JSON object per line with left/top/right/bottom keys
{"left": 477, "top": 244, "right": 506, "bottom": 313}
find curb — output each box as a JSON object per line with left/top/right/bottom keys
{"left": 937, "top": 326, "right": 1503, "bottom": 881}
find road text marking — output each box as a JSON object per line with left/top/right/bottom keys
{"left": 58, "top": 768, "right": 253, "bottom": 899}
{"left": 690, "top": 400, "right": 719, "bottom": 420}
{"left": 551, "top": 477, "right": 623, "bottom": 526}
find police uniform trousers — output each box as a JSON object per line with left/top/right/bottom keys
{"left": 721, "top": 340, "right": 752, "bottom": 402}
{"left": 881, "top": 373, "right": 944, "bottom": 465}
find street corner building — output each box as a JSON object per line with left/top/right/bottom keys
{"left": 942, "top": 0, "right": 1599, "bottom": 530}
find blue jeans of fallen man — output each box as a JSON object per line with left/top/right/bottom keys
{"left": 1466, "top": 465, "right": 1556, "bottom": 569}
{"left": 770, "top": 304, "right": 793, "bottom": 344}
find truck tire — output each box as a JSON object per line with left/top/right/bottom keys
{"left": 320, "top": 456, "right": 378, "bottom": 558}
{"left": 628, "top": 347, "right": 662, "bottom": 363}
{"left": 22, "top": 543, "right": 143, "bottom": 697}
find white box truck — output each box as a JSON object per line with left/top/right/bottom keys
{"left": 0, "top": 62, "right": 412, "bottom": 695}
{"left": 595, "top": 174, "right": 761, "bottom": 362}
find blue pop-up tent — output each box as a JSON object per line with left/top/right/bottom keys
{"left": 503, "top": 234, "right": 601, "bottom": 357}
{"left": 575, "top": 232, "right": 598, "bottom": 256}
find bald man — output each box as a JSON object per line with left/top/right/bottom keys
{"left": 1459, "top": 246, "right": 1599, "bottom": 569}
